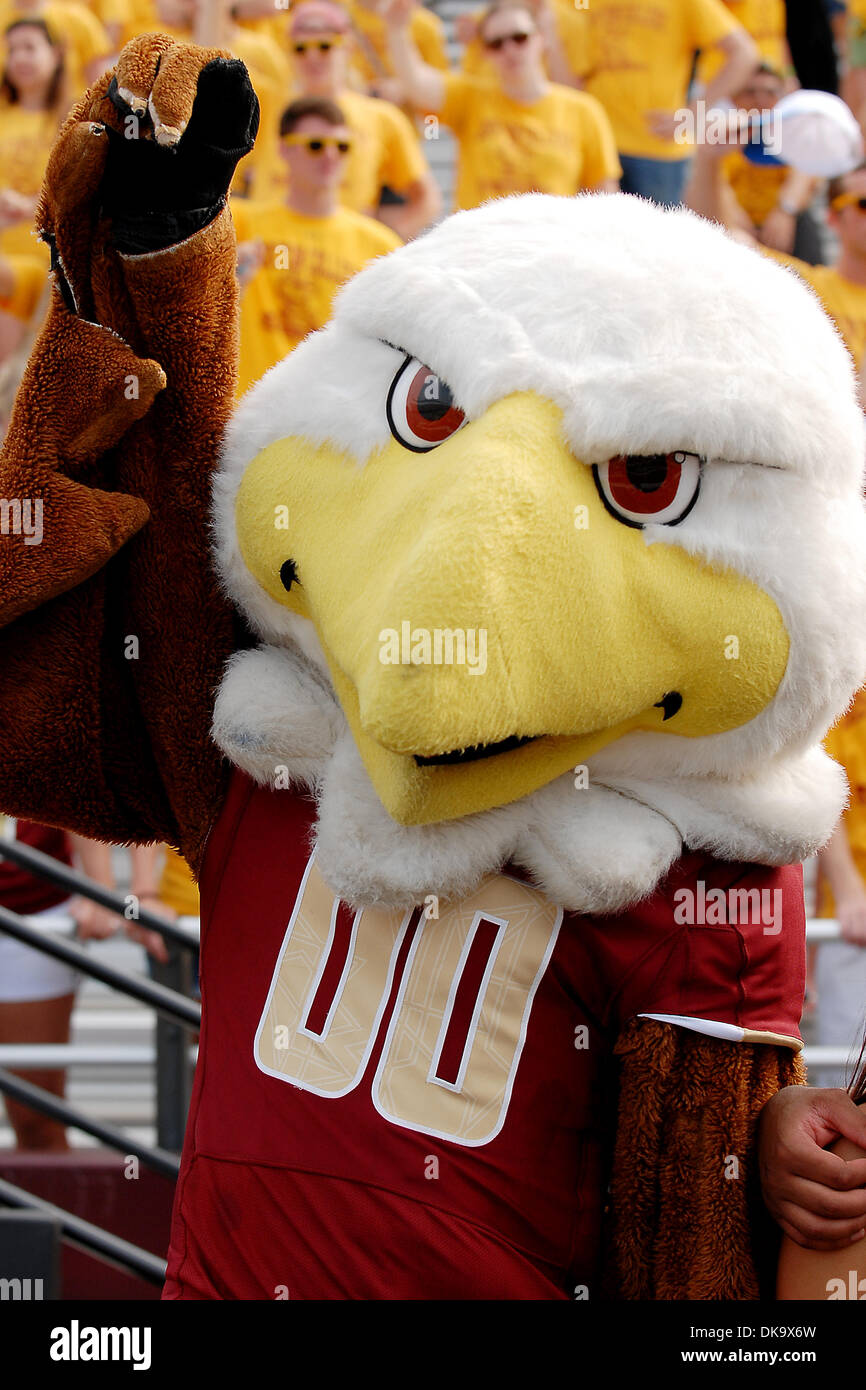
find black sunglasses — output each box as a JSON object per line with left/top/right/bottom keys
{"left": 294, "top": 40, "right": 339, "bottom": 54}
{"left": 484, "top": 30, "right": 532, "bottom": 50}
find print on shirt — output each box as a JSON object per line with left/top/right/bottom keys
{"left": 255, "top": 855, "right": 562, "bottom": 1146}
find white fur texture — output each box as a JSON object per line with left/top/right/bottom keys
{"left": 209, "top": 194, "right": 866, "bottom": 908}
{"left": 211, "top": 654, "right": 846, "bottom": 911}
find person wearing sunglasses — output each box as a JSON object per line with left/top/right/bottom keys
{"left": 458, "top": 0, "right": 585, "bottom": 89}
{"left": 231, "top": 95, "right": 401, "bottom": 397}
{"left": 262, "top": 0, "right": 440, "bottom": 240}
{"left": 688, "top": 137, "right": 866, "bottom": 396}
{"left": 384, "top": 0, "right": 620, "bottom": 213}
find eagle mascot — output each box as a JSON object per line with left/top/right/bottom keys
{"left": 1, "top": 37, "right": 865, "bottom": 1301}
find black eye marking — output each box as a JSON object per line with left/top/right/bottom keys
{"left": 280, "top": 559, "right": 298, "bottom": 592}
{"left": 654, "top": 691, "right": 683, "bottom": 721}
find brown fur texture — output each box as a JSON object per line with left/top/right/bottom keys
{"left": 0, "top": 37, "right": 244, "bottom": 873}
{"left": 602, "top": 1018, "right": 806, "bottom": 1299}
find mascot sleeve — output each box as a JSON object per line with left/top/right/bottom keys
{"left": 0, "top": 37, "right": 258, "bottom": 872}
{"left": 598, "top": 855, "right": 808, "bottom": 1300}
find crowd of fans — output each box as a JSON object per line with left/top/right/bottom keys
{"left": 2, "top": 0, "right": 866, "bottom": 1147}
{"left": 0, "top": 0, "right": 863, "bottom": 411}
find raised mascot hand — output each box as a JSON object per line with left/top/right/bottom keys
{"left": 0, "top": 37, "right": 258, "bottom": 864}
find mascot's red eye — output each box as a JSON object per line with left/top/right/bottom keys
{"left": 593, "top": 452, "right": 702, "bottom": 528}
{"left": 387, "top": 355, "right": 466, "bottom": 452}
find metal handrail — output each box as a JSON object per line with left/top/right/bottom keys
{"left": 0, "top": 1045, "right": 176, "bottom": 1066}
{"left": 0, "top": 837, "right": 199, "bottom": 950}
{"left": 0, "top": 1177, "right": 166, "bottom": 1285}
{"left": 0, "top": 1069, "right": 180, "bottom": 1179}
{"left": 0, "top": 904, "right": 200, "bottom": 1028}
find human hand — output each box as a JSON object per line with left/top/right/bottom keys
{"left": 645, "top": 108, "right": 683, "bottom": 141}
{"left": 124, "top": 894, "right": 174, "bottom": 964}
{"left": 759, "top": 206, "right": 797, "bottom": 252}
{"left": 759, "top": 1085, "right": 866, "bottom": 1249}
{"left": 455, "top": 12, "right": 478, "bottom": 44}
{"left": 0, "top": 189, "right": 35, "bottom": 226}
{"left": 70, "top": 896, "right": 120, "bottom": 940}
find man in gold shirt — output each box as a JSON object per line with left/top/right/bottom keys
{"left": 385, "top": 0, "right": 620, "bottom": 212}
{"left": 273, "top": 0, "right": 440, "bottom": 239}
{"left": 688, "top": 140, "right": 866, "bottom": 379}
{"left": 569, "top": 0, "right": 758, "bottom": 206}
{"left": 232, "top": 95, "right": 401, "bottom": 397}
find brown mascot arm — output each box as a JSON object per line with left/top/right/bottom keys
{"left": 0, "top": 37, "right": 258, "bottom": 873}
{"left": 602, "top": 1017, "right": 805, "bottom": 1299}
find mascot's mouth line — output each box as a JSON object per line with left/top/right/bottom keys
{"left": 412, "top": 692, "right": 684, "bottom": 766}
{"left": 414, "top": 735, "right": 536, "bottom": 767}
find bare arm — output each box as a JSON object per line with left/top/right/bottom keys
{"left": 384, "top": 0, "right": 447, "bottom": 115}
{"left": 703, "top": 28, "right": 761, "bottom": 107}
{"left": 777, "top": 1140, "right": 866, "bottom": 1297}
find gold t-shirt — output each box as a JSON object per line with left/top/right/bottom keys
{"left": 249, "top": 87, "right": 429, "bottom": 212}
{"left": 231, "top": 199, "right": 400, "bottom": 396}
{"left": 577, "top": 0, "right": 739, "bottom": 159}
{"left": 440, "top": 73, "right": 620, "bottom": 210}
{"left": 0, "top": 103, "right": 57, "bottom": 258}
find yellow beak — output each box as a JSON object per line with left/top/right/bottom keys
{"left": 235, "top": 392, "right": 789, "bottom": 824}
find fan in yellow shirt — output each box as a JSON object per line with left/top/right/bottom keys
{"left": 688, "top": 145, "right": 866, "bottom": 379}
{"left": 569, "top": 0, "right": 758, "bottom": 205}
{"left": 0, "top": 19, "right": 66, "bottom": 269}
{"left": 386, "top": 0, "right": 620, "bottom": 212}
{"left": 0, "top": 0, "right": 110, "bottom": 95}
{"left": 232, "top": 96, "right": 400, "bottom": 397}
{"left": 461, "top": 0, "right": 588, "bottom": 87}
{"left": 252, "top": 1, "right": 440, "bottom": 237}
{"left": 712, "top": 64, "right": 821, "bottom": 261}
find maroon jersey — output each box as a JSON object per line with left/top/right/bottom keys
{"left": 163, "top": 769, "right": 805, "bottom": 1301}
{"left": 0, "top": 818, "right": 73, "bottom": 915}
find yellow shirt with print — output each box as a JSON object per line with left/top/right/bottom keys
{"left": 0, "top": 103, "right": 58, "bottom": 259}
{"left": 576, "top": 0, "right": 739, "bottom": 160}
{"left": 722, "top": 148, "right": 788, "bottom": 227}
{"left": 249, "top": 88, "right": 429, "bottom": 213}
{"left": 764, "top": 249, "right": 866, "bottom": 370}
{"left": 439, "top": 73, "right": 620, "bottom": 211}
{"left": 817, "top": 690, "right": 866, "bottom": 915}
{"left": 699, "top": 0, "right": 786, "bottom": 82}
{"left": 231, "top": 199, "right": 400, "bottom": 397}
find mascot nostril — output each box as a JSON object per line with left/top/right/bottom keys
{"left": 654, "top": 691, "right": 683, "bottom": 721}
{"left": 4, "top": 55, "right": 866, "bottom": 1309}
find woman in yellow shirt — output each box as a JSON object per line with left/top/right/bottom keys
{"left": 385, "top": 0, "right": 620, "bottom": 212}
{"left": 0, "top": 19, "right": 66, "bottom": 352}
